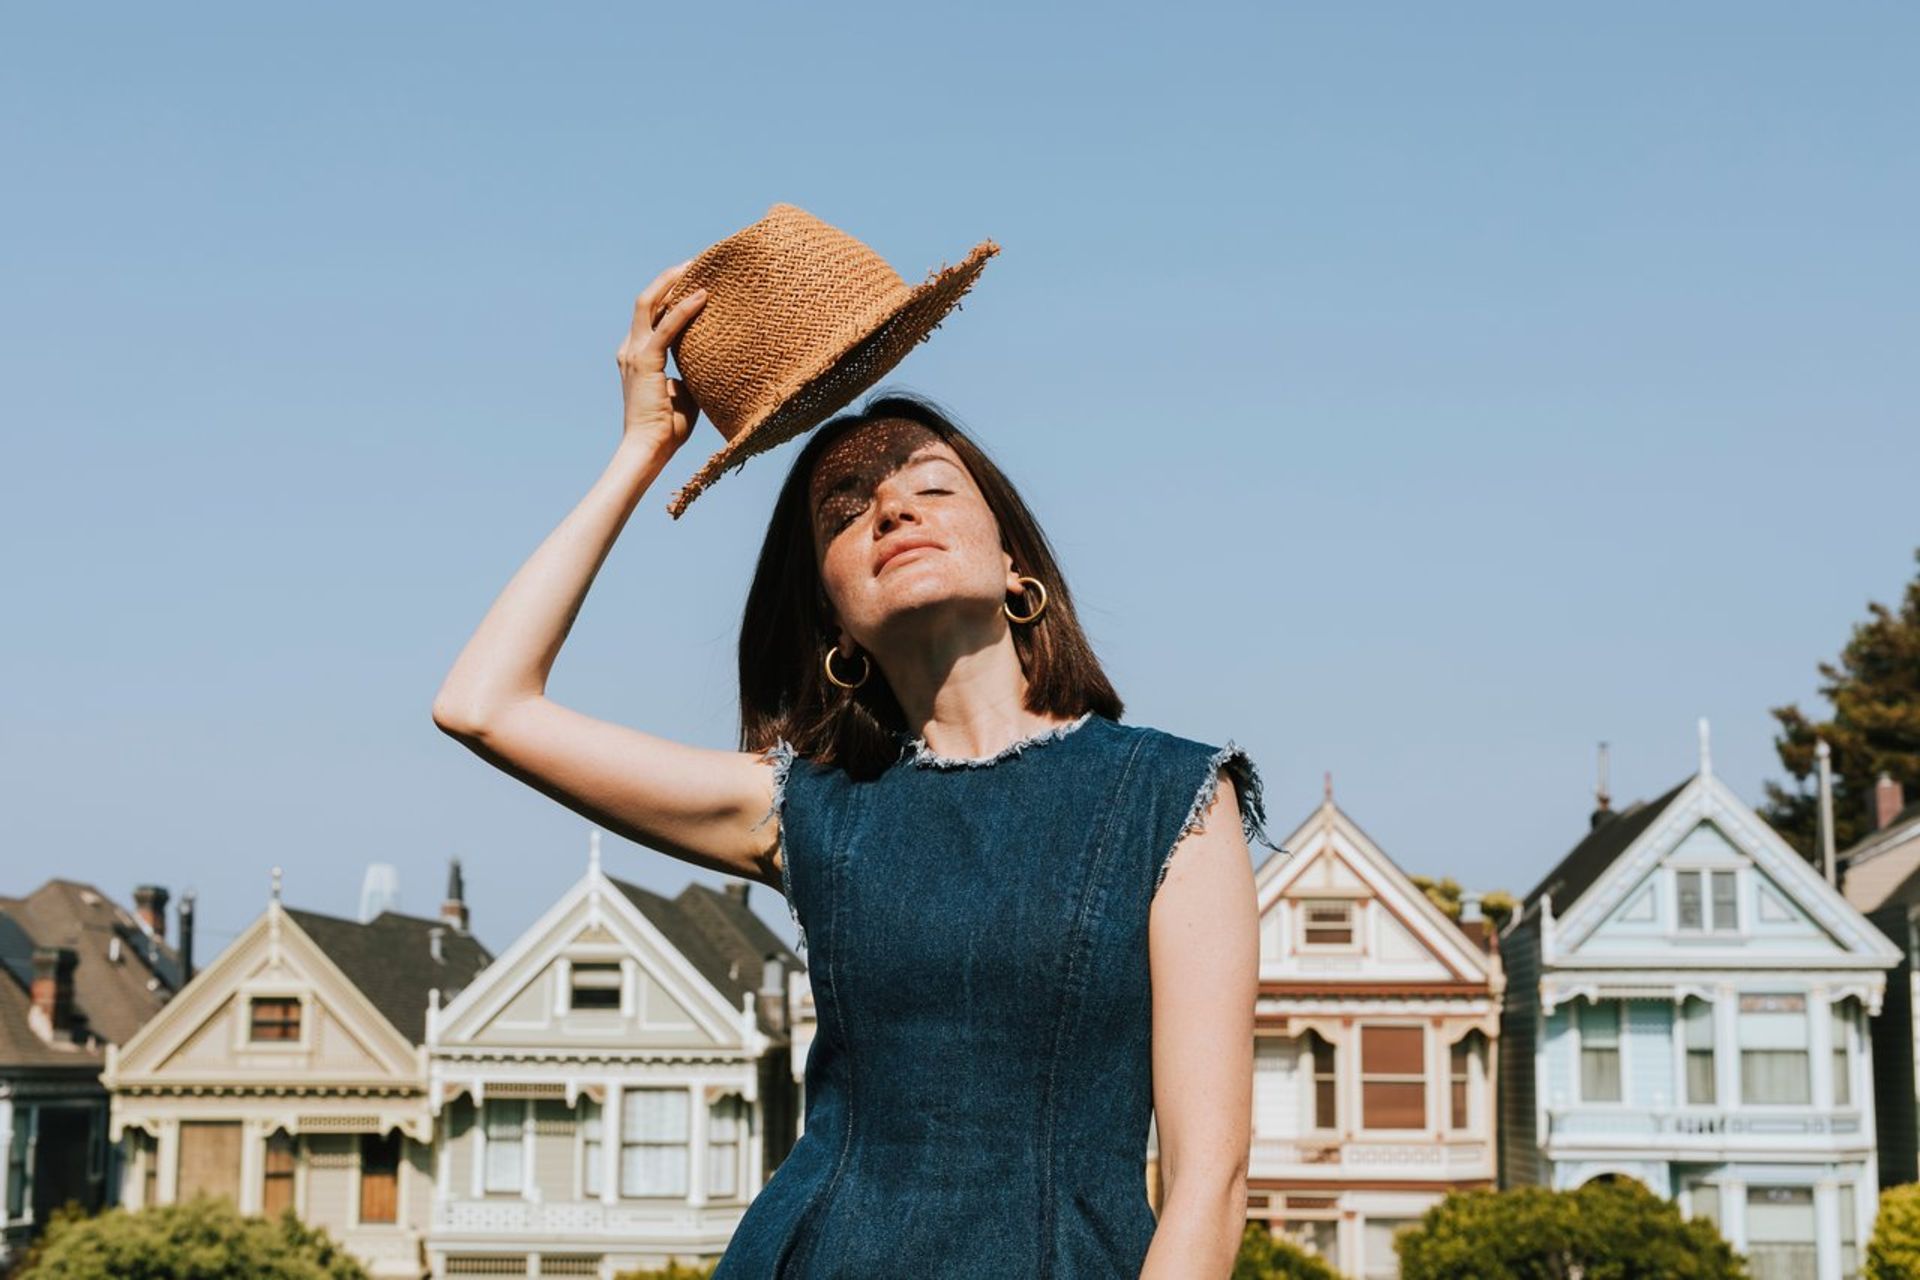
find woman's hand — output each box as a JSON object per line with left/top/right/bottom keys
{"left": 617, "top": 260, "right": 709, "bottom": 457}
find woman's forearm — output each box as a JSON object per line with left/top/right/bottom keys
{"left": 1140, "top": 1177, "right": 1248, "bottom": 1279}
{"left": 431, "top": 437, "right": 672, "bottom": 735}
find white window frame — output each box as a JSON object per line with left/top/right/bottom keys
{"left": 1572, "top": 998, "right": 1627, "bottom": 1106}
{"left": 1297, "top": 899, "right": 1360, "bottom": 952}
{"left": 1673, "top": 868, "right": 1740, "bottom": 936}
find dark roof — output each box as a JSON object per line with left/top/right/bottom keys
{"left": 606, "top": 877, "right": 802, "bottom": 1033}
{"left": 0, "top": 879, "right": 182, "bottom": 1068}
{"left": 283, "top": 907, "right": 492, "bottom": 1045}
{"left": 1525, "top": 778, "right": 1692, "bottom": 912}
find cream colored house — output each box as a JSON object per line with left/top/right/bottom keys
{"left": 425, "top": 835, "right": 806, "bottom": 1279}
{"left": 1246, "top": 786, "right": 1504, "bottom": 1280}
{"left": 103, "top": 868, "right": 489, "bottom": 1279}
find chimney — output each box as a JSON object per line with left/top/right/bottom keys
{"left": 440, "top": 857, "right": 470, "bottom": 934}
{"left": 725, "top": 882, "right": 750, "bottom": 908}
{"left": 1875, "top": 774, "right": 1907, "bottom": 833}
{"left": 29, "top": 945, "right": 79, "bottom": 1042}
{"left": 179, "top": 891, "right": 197, "bottom": 984}
{"left": 428, "top": 926, "right": 446, "bottom": 965}
{"left": 132, "top": 885, "right": 169, "bottom": 938}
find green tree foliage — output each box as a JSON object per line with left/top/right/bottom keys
{"left": 1869, "top": 1182, "right": 1920, "bottom": 1280}
{"left": 1232, "top": 1221, "right": 1342, "bottom": 1280}
{"left": 1396, "top": 1181, "right": 1748, "bottom": 1280}
{"left": 1762, "top": 548, "right": 1920, "bottom": 859}
{"left": 1410, "top": 876, "right": 1516, "bottom": 931}
{"left": 17, "top": 1195, "right": 369, "bottom": 1280}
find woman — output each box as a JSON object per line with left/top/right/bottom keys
{"left": 432, "top": 260, "right": 1271, "bottom": 1278}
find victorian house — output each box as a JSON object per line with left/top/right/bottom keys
{"left": 1, "top": 881, "right": 186, "bottom": 1265}
{"left": 424, "top": 833, "right": 805, "bottom": 1279}
{"left": 103, "top": 865, "right": 490, "bottom": 1279}
{"left": 1838, "top": 774, "right": 1920, "bottom": 1189}
{"left": 1500, "top": 725, "right": 1899, "bottom": 1280}
{"left": 1244, "top": 782, "right": 1503, "bottom": 1280}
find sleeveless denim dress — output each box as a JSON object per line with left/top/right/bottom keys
{"left": 712, "top": 711, "right": 1278, "bottom": 1280}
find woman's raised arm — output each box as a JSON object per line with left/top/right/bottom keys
{"left": 430, "top": 263, "right": 781, "bottom": 890}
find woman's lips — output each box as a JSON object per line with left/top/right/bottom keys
{"left": 874, "top": 540, "right": 943, "bottom": 574}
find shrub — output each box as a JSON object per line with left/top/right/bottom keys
{"left": 1232, "top": 1221, "right": 1342, "bottom": 1279}
{"left": 16, "top": 1194, "right": 369, "bottom": 1280}
{"left": 1396, "top": 1180, "right": 1747, "bottom": 1280}
{"left": 1869, "top": 1183, "right": 1920, "bottom": 1280}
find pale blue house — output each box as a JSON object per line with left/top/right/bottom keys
{"left": 1499, "top": 724, "right": 1900, "bottom": 1280}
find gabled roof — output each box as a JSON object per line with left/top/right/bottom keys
{"left": 283, "top": 908, "right": 492, "bottom": 1045}
{"left": 1524, "top": 779, "right": 1692, "bottom": 911}
{"left": 1840, "top": 798, "right": 1920, "bottom": 915}
{"left": 606, "top": 878, "right": 802, "bottom": 1023}
{"left": 0, "top": 879, "right": 182, "bottom": 1068}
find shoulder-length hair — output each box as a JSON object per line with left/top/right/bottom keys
{"left": 737, "top": 392, "right": 1123, "bottom": 779}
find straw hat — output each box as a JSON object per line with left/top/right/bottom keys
{"left": 657, "top": 203, "right": 999, "bottom": 518}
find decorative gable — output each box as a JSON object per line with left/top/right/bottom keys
{"left": 103, "top": 902, "right": 425, "bottom": 1099}
{"left": 1549, "top": 771, "right": 1902, "bottom": 981}
{"left": 1254, "top": 797, "right": 1498, "bottom": 991}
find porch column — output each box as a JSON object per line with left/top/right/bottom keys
{"left": 237, "top": 1119, "right": 263, "bottom": 1214}
{"left": 156, "top": 1117, "right": 180, "bottom": 1205}
{"left": 1722, "top": 1176, "right": 1747, "bottom": 1254}
{"left": 1814, "top": 1178, "right": 1840, "bottom": 1280}
{"left": 746, "top": 1096, "right": 764, "bottom": 1192}
{"left": 1715, "top": 985, "right": 1738, "bottom": 1107}
{"left": 687, "top": 1085, "right": 708, "bottom": 1207}
{"left": 600, "top": 1082, "right": 622, "bottom": 1205}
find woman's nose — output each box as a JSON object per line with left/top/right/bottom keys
{"left": 876, "top": 491, "right": 919, "bottom": 534}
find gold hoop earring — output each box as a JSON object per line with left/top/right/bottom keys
{"left": 823, "top": 643, "right": 871, "bottom": 690}
{"left": 1004, "top": 575, "right": 1048, "bottom": 624}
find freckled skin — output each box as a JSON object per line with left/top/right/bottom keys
{"left": 806, "top": 419, "right": 1024, "bottom": 661}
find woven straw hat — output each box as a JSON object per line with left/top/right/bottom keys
{"left": 657, "top": 203, "right": 999, "bottom": 518}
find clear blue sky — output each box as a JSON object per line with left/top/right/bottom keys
{"left": 4, "top": 3, "right": 1915, "bottom": 963}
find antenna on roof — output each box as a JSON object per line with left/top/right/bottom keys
{"left": 1817, "top": 739, "right": 1837, "bottom": 886}
{"left": 1591, "top": 742, "right": 1614, "bottom": 829}
{"left": 589, "top": 827, "right": 602, "bottom": 877}
{"left": 1323, "top": 771, "right": 1333, "bottom": 804}
{"left": 1697, "top": 717, "right": 1712, "bottom": 780}
{"left": 270, "top": 866, "right": 283, "bottom": 903}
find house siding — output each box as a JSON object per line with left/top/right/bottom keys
{"left": 1498, "top": 913, "right": 1541, "bottom": 1189}
{"left": 1869, "top": 903, "right": 1917, "bottom": 1188}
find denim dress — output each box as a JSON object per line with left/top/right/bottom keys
{"left": 711, "top": 711, "right": 1278, "bottom": 1280}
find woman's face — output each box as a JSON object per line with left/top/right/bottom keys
{"left": 809, "top": 419, "right": 1019, "bottom": 648}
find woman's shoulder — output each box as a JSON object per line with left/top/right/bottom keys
{"left": 1101, "top": 717, "right": 1282, "bottom": 858}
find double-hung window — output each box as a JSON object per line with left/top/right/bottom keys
{"left": 619, "top": 1088, "right": 690, "bottom": 1198}
{"left": 1676, "top": 870, "right": 1738, "bottom": 933}
{"left": 1682, "top": 997, "right": 1716, "bottom": 1105}
{"left": 482, "top": 1099, "right": 525, "bottom": 1194}
{"left": 1359, "top": 1026, "right": 1425, "bottom": 1130}
{"left": 1739, "top": 994, "right": 1810, "bottom": 1105}
{"left": 1301, "top": 900, "right": 1354, "bottom": 948}
{"left": 1578, "top": 1000, "right": 1623, "bottom": 1102}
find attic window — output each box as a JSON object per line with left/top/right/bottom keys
{"left": 1301, "top": 900, "right": 1355, "bottom": 948}
{"left": 249, "top": 996, "right": 301, "bottom": 1042}
{"left": 569, "top": 962, "right": 623, "bottom": 1011}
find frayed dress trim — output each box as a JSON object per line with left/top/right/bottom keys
{"left": 1153, "top": 741, "right": 1288, "bottom": 899}
{"left": 753, "top": 738, "right": 805, "bottom": 955}
{"left": 897, "top": 711, "right": 1095, "bottom": 769}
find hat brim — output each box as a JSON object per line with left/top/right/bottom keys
{"left": 666, "top": 239, "right": 1000, "bottom": 519}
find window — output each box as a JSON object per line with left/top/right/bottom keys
{"left": 1746, "top": 1186, "right": 1815, "bottom": 1280}
{"left": 141, "top": 1130, "right": 157, "bottom": 1209}
{"left": 620, "top": 1089, "right": 689, "bottom": 1198}
{"left": 1360, "top": 1025, "right": 1425, "bottom": 1130}
{"left": 1302, "top": 900, "right": 1354, "bottom": 947}
{"left": 1677, "top": 871, "right": 1738, "bottom": 933}
{"left": 1578, "top": 1000, "right": 1622, "bottom": 1102}
{"left": 1682, "top": 997, "right": 1716, "bottom": 1105}
{"left": 708, "top": 1096, "right": 745, "bottom": 1198}
{"left": 1449, "top": 1036, "right": 1475, "bottom": 1131}
{"left": 581, "top": 1098, "right": 603, "bottom": 1197}
{"left": 1688, "top": 1180, "right": 1721, "bottom": 1231}
{"left": 1309, "top": 1033, "right": 1338, "bottom": 1130}
{"left": 1740, "top": 994, "right": 1810, "bottom": 1105}
{"left": 569, "top": 961, "right": 623, "bottom": 1012}
{"left": 1833, "top": 1001, "right": 1853, "bottom": 1107}
{"left": 483, "top": 1099, "right": 525, "bottom": 1194}
{"left": 248, "top": 996, "right": 301, "bottom": 1042}
{"left": 359, "top": 1131, "right": 399, "bottom": 1223}
{"left": 262, "top": 1131, "right": 295, "bottom": 1216}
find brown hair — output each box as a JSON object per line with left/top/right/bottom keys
{"left": 737, "top": 392, "right": 1124, "bottom": 778}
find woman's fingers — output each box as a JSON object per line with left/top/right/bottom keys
{"left": 643, "top": 288, "right": 707, "bottom": 359}
{"left": 628, "top": 259, "right": 693, "bottom": 344}
{"left": 667, "top": 376, "right": 701, "bottom": 437}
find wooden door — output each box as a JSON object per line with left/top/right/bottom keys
{"left": 176, "top": 1121, "right": 241, "bottom": 1204}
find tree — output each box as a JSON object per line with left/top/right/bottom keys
{"left": 17, "top": 1194, "right": 370, "bottom": 1280}
{"left": 1762, "top": 547, "right": 1920, "bottom": 859}
{"left": 1396, "top": 1180, "right": 1748, "bottom": 1280}
{"left": 1232, "top": 1222, "right": 1342, "bottom": 1280}
{"left": 1869, "top": 1183, "right": 1920, "bottom": 1280}
{"left": 1410, "top": 876, "right": 1516, "bottom": 931}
